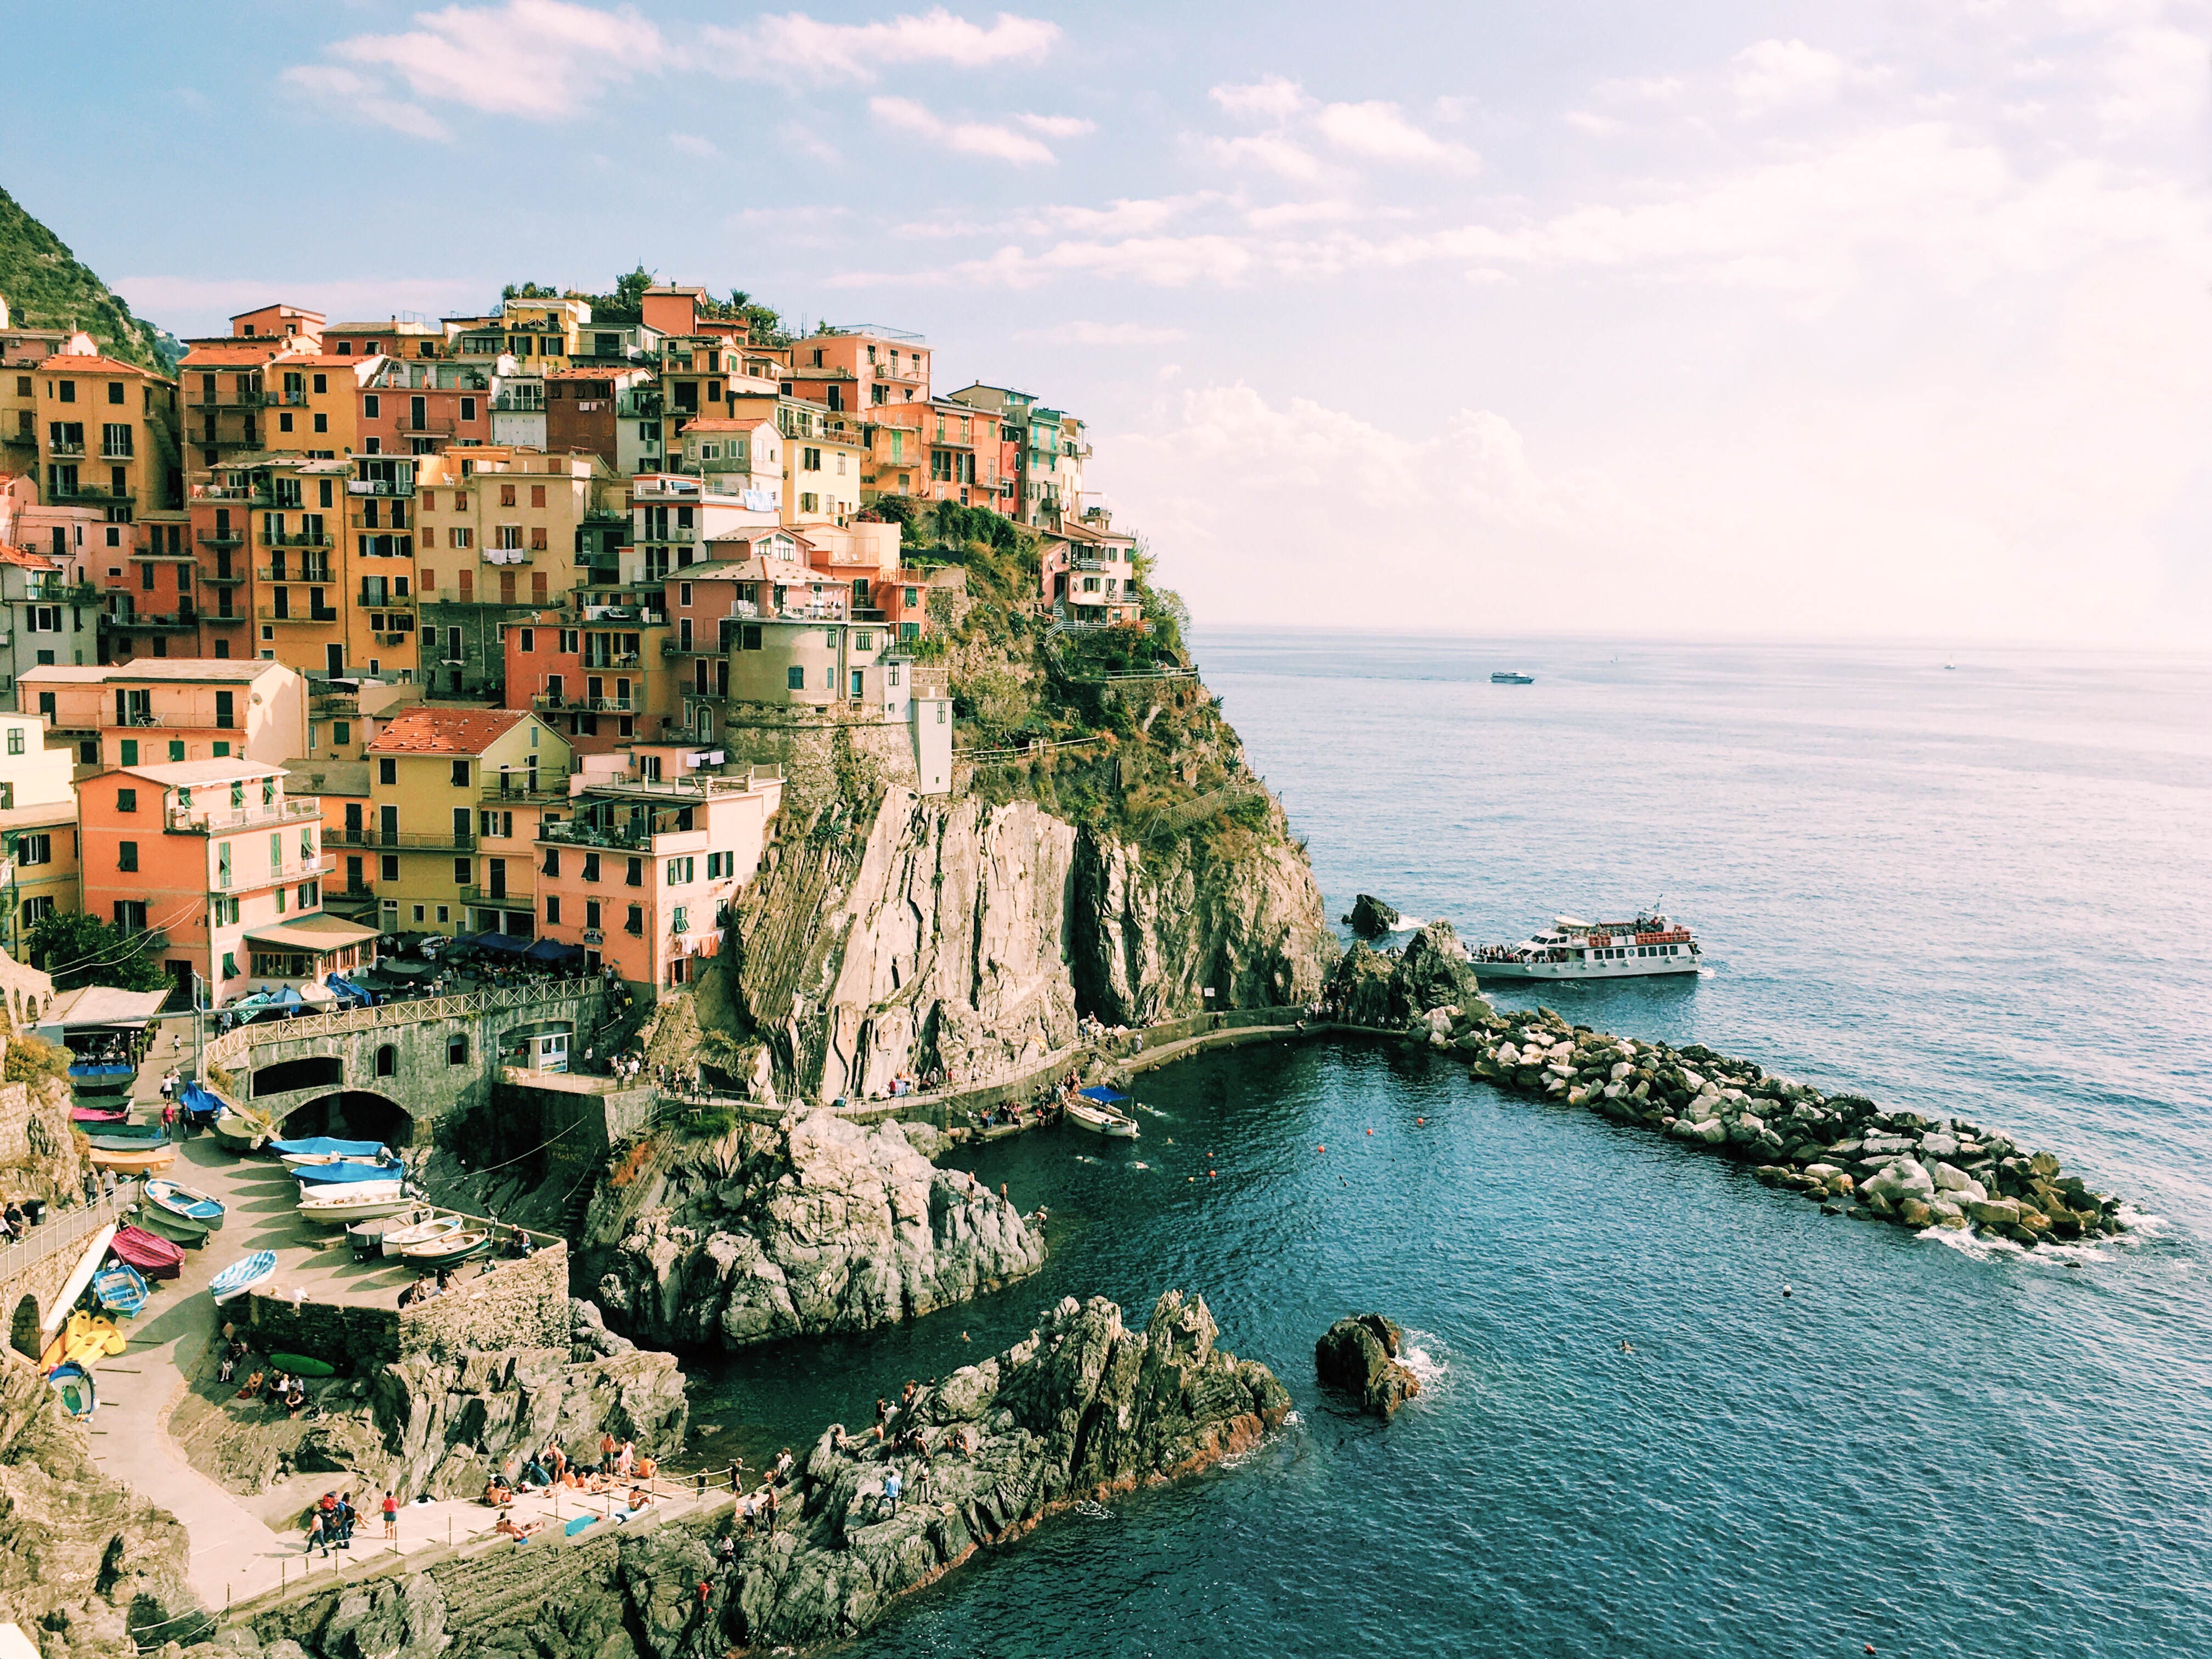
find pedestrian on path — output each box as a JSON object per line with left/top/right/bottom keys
{"left": 382, "top": 1492, "right": 399, "bottom": 1540}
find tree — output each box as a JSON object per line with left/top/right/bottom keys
{"left": 27, "top": 911, "right": 169, "bottom": 992}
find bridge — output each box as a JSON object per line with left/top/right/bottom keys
{"left": 205, "top": 977, "right": 613, "bottom": 1146}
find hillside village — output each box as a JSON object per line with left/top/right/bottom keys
{"left": 0, "top": 268, "right": 1177, "bottom": 1012}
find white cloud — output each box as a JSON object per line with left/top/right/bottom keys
{"left": 1015, "top": 320, "right": 1190, "bottom": 345}
{"left": 1314, "top": 99, "right": 1478, "bottom": 168}
{"left": 1564, "top": 109, "right": 1624, "bottom": 136}
{"left": 1244, "top": 199, "right": 1362, "bottom": 228}
{"left": 1210, "top": 76, "right": 1310, "bottom": 120}
{"left": 870, "top": 95, "right": 1057, "bottom": 163}
{"left": 1730, "top": 38, "right": 1882, "bottom": 115}
{"left": 668, "top": 132, "right": 718, "bottom": 157}
{"left": 953, "top": 235, "right": 1257, "bottom": 289}
{"left": 2096, "top": 25, "right": 2209, "bottom": 133}
{"left": 708, "top": 7, "right": 1059, "bottom": 84}
{"left": 781, "top": 121, "right": 842, "bottom": 164}
{"left": 1018, "top": 112, "right": 1096, "bottom": 138}
{"left": 278, "top": 65, "right": 451, "bottom": 139}
{"left": 311, "top": 0, "right": 665, "bottom": 119}
{"left": 1203, "top": 133, "right": 1330, "bottom": 182}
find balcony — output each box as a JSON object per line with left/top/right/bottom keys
{"left": 330, "top": 826, "right": 476, "bottom": 851}
{"left": 190, "top": 483, "right": 272, "bottom": 504}
{"left": 402, "top": 419, "right": 458, "bottom": 437}
{"left": 199, "top": 569, "right": 246, "bottom": 586}
{"left": 166, "top": 799, "right": 322, "bottom": 833}
{"left": 99, "top": 447, "right": 135, "bottom": 462}
{"left": 347, "top": 479, "right": 416, "bottom": 498}
{"left": 49, "top": 486, "right": 133, "bottom": 508}
{"left": 202, "top": 611, "right": 247, "bottom": 626}
{"left": 538, "top": 817, "right": 653, "bottom": 851}
{"left": 359, "top": 591, "right": 415, "bottom": 611}
{"left": 100, "top": 612, "right": 199, "bottom": 635}
{"left": 46, "top": 441, "right": 84, "bottom": 457}
{"left": 255, "top": 565, "right": 333, "bottom": 583}
{"left": 659, "top": 639, "right": 720, "bottom": 656}
{"left": 532, "top": 695, "right": 636, "bottom": 714}
{"left": 128, "top": 547, "right": 194, "bottom": 562}
{"left": 483, "top": 548, "right": 533, "bottom": 565}
{"left": 215, "top": 853, "right": 336, "bottom": 890}
{"left": 198, "top": 529, "right": 246, "bottom": 548}
{"left": 459, "top": 885, "right": 532, "bottom": 910}
{"left": 27, "top": 581, "right": 100, "bottom": 606}
{"left": 481, "top": 777, "right": 568, "bottom": 803}
{"left": 269, "top": 531, "right": 332, "bottom": 549}
{"left": 256, "top": 605, "right": 342, "bottom": 624}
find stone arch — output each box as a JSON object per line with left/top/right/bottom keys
{"left": 10, "top": 1293, "right": 42, "bottom": 1359}
{"left": 251, "top": 1054, "right": 344, "bottom": 1098}
{"left": 284, "top": 1090, "right": 416, "bottom": 1148}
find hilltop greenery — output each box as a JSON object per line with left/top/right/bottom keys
{"left": 0, "top": 185, "right": 179, "bottom": 371}
{"left": 506, "top": 266, "right": 791, "bottom": 345}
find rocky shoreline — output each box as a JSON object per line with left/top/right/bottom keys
{"left": 1333, "top": 923, "right": 2129, "bottom": 1247}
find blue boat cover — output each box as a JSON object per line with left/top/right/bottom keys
{"left": 295, "top": 1160, "right": 403, "bottom": 1186}
{"left": 1077, "top": 1086, "right": 1131, "bottom": 1104}
{"left": 179, "top": 1080, "right": 223, "bottom": 1121}
{"left": 68, "top": 1064, "right": 136, "bottom": 1080}
{"left": 269, "top": 1137, "right": 387, "bottom": 1158}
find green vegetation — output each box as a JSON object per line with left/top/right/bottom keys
{"left": 523, "top": 266, "right": 792, "bottom": 345}
{"left": 0, "top": 185, "right": 178, "bottom": 371}
{"left": 26, "top": 912, "right": 170, "bottom": 993}
{"left": 3, "top": 1032, "right": 71, "bottom": 1084}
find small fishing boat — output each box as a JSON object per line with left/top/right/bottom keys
{"left": 296, "top": 1189, "right": 415, "bottom": 1225}
{"left": 91, "top": 1261, "right": 149, "bottom": 1318}
{"left": 82, "top": 1120, "right": 166, "bottom": 1141}
{"left": 272, "top": 1137, "right": 390, "bottom": 1167}
{"left": 134, "top": 1206, "right": 215, "bottom": 1246}
{"left": 208, "top": 1251, "right": 277, "bottom": 1304}
{"left": 61, "top": 1310, "right": 127, "bottom": 1365}
{"left": 211, "top": 1105, "right": 276, "bottom": 1152}
{"left": 376, "top": 1213, "right": 462, "bottom": 1255}
{"left": 70, "top": 1105, "right": 129, "bottom": 1126}
{"left": 1489, "top": 670, "right": 1534, "bottom": 685}
{"left": 108, "top": 1226, "right": 185, "bottom": 1279}
{"left": 143, "top": 1179, "right": 225, "bottom": 1232}
{"left": 86, "top": 1131, "right": 172, "bottom": 1154}
{"left": 295, "top": 1159, "right": 404, "bottom": 1187}
{"left": 47, "top": 1362, "right": 96, "bottom": 1417}
{"left": 88, "top": 1143, "right": 176, "bottom": 1175}
{"left": 1067, "top": 1087, "right": 1141, "bottom": 1139}
{"left": 268, "top": 1352, "right": 336, "bottom": 1378}
{"left": 399, "top": 1228, "right": 493, "bottom": 1264}
{"left": 177, "top": 1079, "right": 225, "bottom": 1128}
{"left": 67, "top": 1063, "right": 136, "bottom": 1093}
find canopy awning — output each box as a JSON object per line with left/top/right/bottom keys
{"left": 41, "top": 985, "right": 171, "bottom": 1030}
{"left": 466, "top": 930, "right": 532, "bottom": 957}
{"left": 524, "top": 938, "right": 584, "bottom": 964}
{"left": 243, "top": 915, "right": 382, "bottom": 953}
{"left": 1077, "top": 1085, "right": 1131, "bottom": 1104}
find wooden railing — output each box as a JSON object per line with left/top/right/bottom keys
{"left": 206, "top": 977, "right": 607, "bottom": 1066}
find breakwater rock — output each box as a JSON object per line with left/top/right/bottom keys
{"left": 0, "top": 1353, "right": 196, "bottom": 1659}
{"left": 1341, "top": 894, "right": 1400, "bottom": 938}
{"left": 593, "top": 1109, "right": 1045, "bottom": 1351}
{"left": 1314, "top": 1314, "right": 1421, "bottom": 1418}
{"left": 1449, "top": 1005, "right": 2128, "bottom": 1245}
{"left": 1327, "top": 921, "right": 1483, "bottom": 1030}
{"left": 229, "top": 1291, "right": 1286, "bottom": 1659}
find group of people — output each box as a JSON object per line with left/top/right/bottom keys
{"left": 482, "top": 1432, "right": 659, "bottom": 1513}
{"left": 0, "top": 1199, "right": 32, "bottom": 1243}
{"left": 305, "top": 1492, "right": 359, "bottom": 1556}
{"left": 395, "top": 1269, "right": 455, "bottom": 1307}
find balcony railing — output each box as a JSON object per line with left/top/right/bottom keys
{"left": 202, "top": 611, "right": 247, "bottom": 625}
{"left": 538, "top": 817, "right": 653, "bottom": 851}
{"left": 330, "top": 826, "right": 476, "bottom": 851}
{"left": 199, "top": 569, "right": 246, "bottom": 585}
{"left": 269, "top": 531, "right": 333, "bottom": 548}
{"left": 100, "top": 446, "right": 134, "bottom": 462}
{"left": 215, "top": 853, "right": 335, "bottom": 890}
{"left": 50, "top": 486, "right": 133, "bottom": 507}
{"left": 347, "top": 479, "right": 416, "bottom": 498}
{"left": 47, "top": 441, "right": 84, "bottom": 456}
{"left": 459, "top": 885, "right": 531, "bottom": 910}
{"left": 256, "top": 606, "right": 341, "bottom": 624}
{"left": 257, "top": 567, "right": 332, "bottom": 583}
{"left": 167, "top": 800, "right": 322, "bottom": 833}
{"left": 532, "top": 695, "right": 636, "bottom": 714}
{"left": 359, "top": 591, "right": 415, "bottom": 610}
{"left": 100, "top": 613, "right": 199, "bottom": 634}
{"left": 189, "top": 484, "right": 272, "bottom": 504}
{"left": 27, "top": 581, "right": 100, "bottom": 606}
{"left": 198, "top": 530, "right": 246, "bottom": 548}
{"left": 482, "top": 776, "right": 568, "bottom": 802}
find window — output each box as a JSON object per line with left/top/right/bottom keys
{"left": 168, "top": 741, "right": 185, "bottom": 762}
{"left": 113, "top": 900, "right": 147, "bottom": 933}
{"left": 461, "top": 396, "right": 476, "bottom": 421}
{"left": 582, "top": 852, "right": 600, "bottom": 883}
{"left": 707, "top": 850, "right": 731, "bottom": 879}
{"left": 333, "top": 721, "right": 349, "bottom": 744}
{"left": 585, "top": 899, "right": 601, "bottom": 930}
{"left": 501, "top": 484, "right": 517, "bottom": 507}
{"left": 545, "top": 895, "right": 561, "bottom": 924}
{"left": 787, "top": 665, "right": 805, "bottom": 691}
{"left": 120, "top": 739, "right": 139, "bottom": 765}
{"left": 364, "top": 394, "right": 379, "bottom": 418}
{"left": 450, "top": 759, "right": 469, "bottom": 787}
{"left": 495, "top": 524, "right": 522, "bottom": 550}
{"left": 375, "top": 1045, "right": 397, "bottom": 1078}
{"left": 2, "top": 729, "right": 17, "bottom": 757}
{"left": 625, "top": 856, "right": 643, "bottom": 888}
{"left": 520, "top": 628, "right": 535, "bottom": 652}
{"left": 117, "top": 841, "right": 138, "bottom": 871}
{"left": 530, "top": 484, "right": 545, "bottom": 507}
{"left": 453, "top": 857, "right": 470, "bottom": 885}
{"left": 381, "top": 855, "right": 399, "bottom": 882}
{"left": 447, "top": 1036, "right": 470, "bottom": 1066}
{"left": 625, "top": 904, "right": 644, "bottom": 935}
{"left": 378, "top": 758, "right": 397, "bottom": 786}
{"left": 450, "top": 527, "right": 472, "bottom": 549}
{"left": 665, "top": 856, "right": 693, "bottom": 885}
{"left": 107, "top": 381, "right": 123, "bottom": 405}
{"left": 215, "top": 690, "right": 234, "bottom": 728}
{"left": 802, "top": 447, "right": 821, "bottom": 471}
{"left": 313, "top": 373, "right": 328, "bottom": 394}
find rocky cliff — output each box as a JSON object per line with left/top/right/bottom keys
{"left": 232, "top": 1290, "right": 1288, "bottom": 1659}
{"left": 0, "top": 1354, "right": 196, "bottom": 1659}
{"left": 590, "top": 1110, "right": 1045, "bottom": 1352}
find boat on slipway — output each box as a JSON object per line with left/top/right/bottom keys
{"left": 1476, "top": 913, "right": 1702, "bottom": 980}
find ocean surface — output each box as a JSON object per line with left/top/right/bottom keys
{"left": 693, "top": 636, "right": 2212, "bottom": 1657}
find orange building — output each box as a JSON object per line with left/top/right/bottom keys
{"left": 356, "top": 360, "right": 494, "bottom": 456}
{"left": 783, "top": 325, "right": 930, "bottom": 415}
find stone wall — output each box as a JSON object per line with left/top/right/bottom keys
{"left": 240, "top": 1245, "right": 569, "bottom": 1370}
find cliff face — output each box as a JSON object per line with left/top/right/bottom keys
{"left": 591, "top": 1110, "right": 1045, "bottom": 1352}
{"left": 0, "top": 1355, "right": 195, "bottom": 1659}
{"left": 236, "top": 1290, "right": 1288, "bottom": 1659}
{"left": 725, "top": 787, "right": 1332, "bottom": 1103}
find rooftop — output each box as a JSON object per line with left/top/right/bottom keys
{"left": 0, "top": 544, "right": 61, "bottom": 571}
{"left": 369, "top": 704, "right": 528, "bottom": 756}
{"left": 19, "top": 659, "right": 285, "bottom": 685}
{"left": 38, "top": 354, "right": 170, "bottom": 381}
{"left": 280, "top": 759, "right": 372, "bottom": 797}
{"left": 115, "top": 758, "right": 286, "bottom": 787}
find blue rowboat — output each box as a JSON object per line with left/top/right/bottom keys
{"left": 208, "top": 1251, "right": 276, "bottom": 1304}
{"left": 270, "top": 1137, "right": 389, "bottom": 1163}
{"left": 295, "top": 1160, "right": 403, "bottom": 1187}
{"left": 144, "top": 1178, "right": 225, "bottom": 1231}
{"left": 68, "top": 1063, "right": 136, "bottom": 1092}
{"left": 92, "top": 1261, "right": 149, "bottom": 1318}
{"left": 48, "top": 1362, "right": 96, "bottom": 1417}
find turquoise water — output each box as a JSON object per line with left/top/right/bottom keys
{"left": 695, "top": 637, "right": 2212, "bottom": 1656}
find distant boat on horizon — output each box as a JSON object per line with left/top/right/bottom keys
{"left": 1491, "top": 670, "right": 1534, "bottom": 685}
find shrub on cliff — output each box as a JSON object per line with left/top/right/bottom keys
{"left": 3, "top": 1032, "right": 71, "bottom": 1084}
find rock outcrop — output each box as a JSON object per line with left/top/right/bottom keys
{"left": 1314, "top": 1314, "right": 1421, "bottom": 1418}
{"left": 591, "top": 1109, "right": 1045, "bottom": 1351}
{"left": 0, "top": 1353, "right": 197, "bottom": 1659}
{"left": 1341, "top": 894, "right": 1400, "bottom": 938}
{"left": 228, "top": 1293, "right": 1286, "bottom": 1659}
{"left": 1326, "top": 921, "right": 1483, "bottom": 1030}
{"left": 1445, "top": 1007, "right": 2129, "bottom": 1246}
{"left": 1, "top": 1073, "right": 89, "bottom": 1210}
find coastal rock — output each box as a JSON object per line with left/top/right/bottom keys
{"left": 593, "top": 1110, "right": 1046, "bottom": 1351}
{"left": 1314, "top": 1314, "right": 1422, "bottom": 1419}
{"left": 1342, "top": 894, "right": 1401, "bottom": 938}
{"left": 0, "top": 1352, "right": 196, "bottom": 1659}
{"left": 1864, "top": 1160, "right": 1936, "bottom": 1206}
{"left": 1325, "top": 921, "right": 1482, "bottom": 1029}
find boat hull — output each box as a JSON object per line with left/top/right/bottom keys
{"left": 48, "top": 1362, "right": 96, "bottom": 1417}
{"left": 211, "top": 1111, "right": 273, "bottom": 1151}
{"left": 399, "top": 1230, "right": 492, "bottom": 1263}
{"left": 298, "top": 1195, "right": 415, "bottom": 1225}
{"left": 1066, "top": 1104, "right": 1140, "bottom": 1139}
{"left": 1476, "top": 959, "right": 1700, "bottom": 980}
{"left": 90, "top": 1146, "right": 176, "bottom": 1174}
{"left": 377, "top": 1214, "right": 462, "bottom": 1254}
{"left": 144, "top": 1180, "right": 225, "bottom": 1231}
{"left": 208, "top": 1252, "right": 276, "bottom": 1303}
{"left": 134, "top": 1206, "right": 213, "bottom": 1244}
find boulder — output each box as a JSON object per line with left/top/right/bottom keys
{"left": 1314, "top": 1314, "right": 1422, "bottom": 1419}
{"left": 1671, "top": 1118, "right": 1728, "bottom": 1144}
{"left": 1341, "top": 894, "right": 1401, "bottom": 938}
{"left": 1966, "top": 1197, "right": 2022, "bottom": 1227}
{"left": 1864, "top": 1160, "right": 1935, "bottom": 1205}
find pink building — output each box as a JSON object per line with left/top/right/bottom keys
{"left": 532, "top": 748, "right": 781, "bottom": 990}
{"left": 77, "top": 757, "right": 366, "bottom": 1007}
{"left": 17, "top": 658, "right": 307, "bottom": 771}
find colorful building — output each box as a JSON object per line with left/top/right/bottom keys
{"left": 0, "top": 706, "right": 82, "bottom": 956}
{"left": 32, "top": 353, "right": 183, "bottom": 525}
{"left": 1039, "top": 512, "right": 1142, "bottom": 625}
{"left": 782, "top": 325, "right": 930, "bottom": 414}
{"left": 944, "top": 383, "right": 1087, "bottom": 529}
{"left": 0, "top": 539, "right": 98, "bottom": 696}
{"left": 356, "top": 359, "right": 496, "bottom": 457}
{"left": 16, "top": 658, "right": 308, "bottom": 770}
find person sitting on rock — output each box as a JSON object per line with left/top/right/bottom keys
{"left": 238, "top": 1369, "right": 264, "bottom": 1400}
{"left": 494, "top": 1514, "right": 545, "bottom": 1540}
{"left": 635, "top": 1454, "right": 656, "bottom": 1483}
{"left": 627, "top": 1486, "right": 653, "bottom": 1509}
{"left": 284, "top": 1380, "right": 308, "bottom": 1416}
{"left": 482, "top": 1479, "right": 514, "bottom": 1506}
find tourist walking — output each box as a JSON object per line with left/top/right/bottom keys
{"left": 382, "top": 1492, "right": 399, "bottom": 1540}
{"left": 878, "top": 1468, "right": 901, "bottom": 1520}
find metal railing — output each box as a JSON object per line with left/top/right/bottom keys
{"left": 216, "top": 853, "right": 334, "bottom": 888}
{"left": 538, "top": 818, "right": 653, "bottom": 851}
{"left": 0, "top": 1181, "right": 137, "bottom": 1296}
{"left": 331, "top": 827, "right": 475, "bottom": 851}
{"left": 168, "top": 800, "right": 323, "bottom": 832}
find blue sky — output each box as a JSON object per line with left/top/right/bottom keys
{"left": 8, "top": 2, "right": 2210, "bottom": 644}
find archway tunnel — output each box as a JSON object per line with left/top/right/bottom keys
{"left": 281, "top": 1090, "right": 417, "bottom": 1148}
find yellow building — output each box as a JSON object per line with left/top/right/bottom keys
{"left": 33, "top": 354, "right": 182, "bottom": 521}
{"left": 0, "top": 707, "right": 80, "bottom": 956}
{"left": 262, "top": 354, "right": 377, "bottom": 460}
{"left": 364, "top": 704, "right": 569, "bottom": 941}
{"left": 723, "top": 393, "right": 862, "bottom": 527}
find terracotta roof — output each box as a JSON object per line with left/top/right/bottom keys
{"left": 679, "top": 418, "right": 769, "bottom": 433}
{"left": 0, "top": 544, "right": 61, "bottom": 571}
{"left": 180, "top": 342, "right": 299, "bottom": 366}
{"left": 38, "top": 355, "right": 167, "bottom": 380}
{"left": 368, "top": 704, "right": 527, "bottom": 756}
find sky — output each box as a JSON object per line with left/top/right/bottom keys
{"left": 7, "top": 1, "right": 2211, "bottom": 645}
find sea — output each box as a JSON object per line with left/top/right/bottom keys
{"left": 691, "top": 635, "right": 2212, "bottom": 1657}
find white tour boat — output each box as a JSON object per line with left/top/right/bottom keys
{"left": 1476, "top": 913, "right": 1701, "bottom": 980}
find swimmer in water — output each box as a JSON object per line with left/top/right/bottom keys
{"left": 1620, "top": 1340, "right": 1634, "bottom": 1353}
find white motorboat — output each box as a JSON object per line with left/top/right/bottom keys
{"left": 1490, "top": 670, "right": 1534, "bottom": 685}
{"left": 297, "top": 1189, "right": 417, "bottom": 1226}
{"left": 377, "top": 1213, "right": 465, "bottom": 1255}
{"left": 1476, "top": 912, "right": 1702, "bottom": 981}
{"left": 1066, "top": 1089, "right": 1141, "bottom": 1139}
